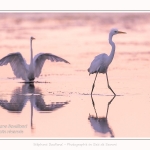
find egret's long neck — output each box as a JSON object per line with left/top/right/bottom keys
{"left": 108, "top": 34, "right": 115, "bottom": 64}
{"left": 30, "top": 39, "right": 33, "bottom": 65}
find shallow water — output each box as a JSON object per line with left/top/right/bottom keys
{"left": 0, "top": 12, "right": 150, "bottom": 138}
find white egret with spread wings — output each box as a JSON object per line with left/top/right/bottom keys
{"left": 0, "top": 37, "right": 70, "bottom": 82}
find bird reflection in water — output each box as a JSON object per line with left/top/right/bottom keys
{"left": 0, "top": 83, "right": 69, "bottom": 130}
{"left": 88, "top": 95, "right": 116, "bottom": 137}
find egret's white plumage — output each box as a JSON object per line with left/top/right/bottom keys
{"left": 88, "top": 28, "right": 126, "bottom": 117}
{"left": 88, "top": 28, "right": 126, "bottom": 75}
{"left": 0, "top": 37, "right": 70, "bottom": 82}
{"left": 88, "top": 53, "right": 109, "bottom": 74}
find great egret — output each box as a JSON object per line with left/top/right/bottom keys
{"left": 0, "top": 37, "right": 70, "bottom": 82}
{"left": 88, "top": 28, "right": 126, "bottom": 115}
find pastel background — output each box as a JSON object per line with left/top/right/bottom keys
{"left": 0, "top": 13, "right": 150, "bottom": 137}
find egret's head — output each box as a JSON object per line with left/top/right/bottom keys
{"left": 31, "top": 36, "right": 35, "bottom": 40}
{"left": 110, "top": 28, "right": 126, "bottom": 36}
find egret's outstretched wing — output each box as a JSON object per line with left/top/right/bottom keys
{"left": 0, "top": 52, "right": 28, "bottom": 80}
{"left": 34, "top": 53, "right": 70, "bottom": 77}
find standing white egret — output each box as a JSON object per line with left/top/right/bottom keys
{"left": 88, "top": 28, "right": 126, "bottom": 117}
{"left": 0, "top": 37, "right": 70, "bottom": 82}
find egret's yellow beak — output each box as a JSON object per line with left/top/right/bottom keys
{"left": 117, "top": 31, "right": 126, "bottom": 34}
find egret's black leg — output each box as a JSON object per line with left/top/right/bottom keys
{"left": 91, "top": 72, "right": 99, "bottom": 96}
{"left": 106, "top": 72, "right": 116, "bottom": 96}
{"left": 106, "top": 95, "right": 116, "bottom": 119}
{"left": 91, "top": 71, "right": 99, "bottom": 118}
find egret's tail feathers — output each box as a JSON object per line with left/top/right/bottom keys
{"left": 88, "top": 68, "right": 91, "bottom": 76}
{"left": 88, "top": 67, "right": 97, "bottom": 75}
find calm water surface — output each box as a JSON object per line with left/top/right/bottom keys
{"left": 0, "top": 13, "right": 150, "bottom": 138}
